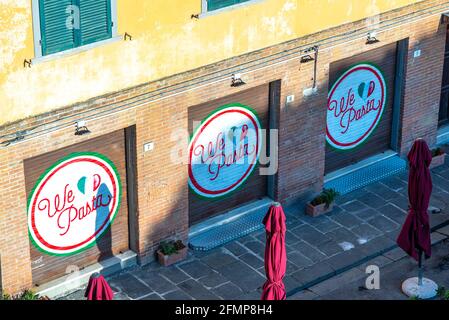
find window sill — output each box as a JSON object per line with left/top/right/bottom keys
{"left": 32, "top": 35, "right": 123, "bottom": 65}
{"left": 199, "top": 0, "right": 266, "bottom": 19}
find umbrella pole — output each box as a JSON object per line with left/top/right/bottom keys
{"left": 418, "top": 249, "right": 423, "bottom": 286}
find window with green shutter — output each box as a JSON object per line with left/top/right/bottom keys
{"left": 206, "top": 0, "right": 252, "bottom": 12}
{"left": 38, "top": 0, "right": 113, "bottom": 56}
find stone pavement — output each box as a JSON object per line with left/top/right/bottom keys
{"left": 61, "top": 157, "right": 449, "bottom": 300}
{"left": 290, "top": 236, "right": 449, "bottom": 300}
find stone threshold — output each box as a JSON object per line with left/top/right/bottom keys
{"left": 324, "top": 151, "right": 407, "bottom": 195}
{"left": 286, "top": 220, "right": 449, "bottom": 298}
{"left": 324, "top": 150, "right": 399, "bottom": 183}
{"left": 437, "top": 124, "right": 449, "bottom": 146}
{"left": 35, "top": 250, "right": 137, "bottom": 299}
{"left": 189, "top": 197, "right": 274, "bottom": 251}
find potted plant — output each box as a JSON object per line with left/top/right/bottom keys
{"left": 1, "top": 289, "right": 44, "bottom": 300}
{"left": 306, "top": 188, "right": 339, "bottom": 217}
{"left": 157, "top": 240, "right": 188, "bottom": 267}
{"left": 430, "top": 147, "right": 446, "bottom": 169}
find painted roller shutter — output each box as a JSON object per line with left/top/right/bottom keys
{"left": 438, "top": 25, "right": 449, "bottom": 126}
{"left": 24, "top": 129, "right": 129, "bottom": 286}
{"left": 188, "top": 84, "right": 269, "bottom": 225}
{"left": 324, "top": 42, "right": 398, "bottom": 174}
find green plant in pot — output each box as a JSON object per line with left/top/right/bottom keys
{"left": 306, "top": 188, "right": 340, "bottom": 217}
{"left": 1, "top": 289, "right": 42, "bottom": 300}
{"left": 157, "top": 240, "right": 188, "bottom": 267}
{"left": 430, "top": 147, "right": 446, "bottom": 169}
{"left": 432, "top": 147, "right": 445, "bottom": 157}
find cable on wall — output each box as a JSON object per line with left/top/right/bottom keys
{"left": 1, "top": 1, "right": 448, "bottom": 147}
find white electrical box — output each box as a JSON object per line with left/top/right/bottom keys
{"left": 286, "top": 95, "right": 295, "bottom": 104}
{"left": 414, "top": 49, "right": 421, "bottom": 58}
{"left": 144, "top": 142, "right": 155, "bottom": 152}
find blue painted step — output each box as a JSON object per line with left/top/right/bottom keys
{"left": 324, "top": 154, "right": 407, "bottom": 195}
{"left": 189, "top": 198, "right": 272, "bottom": 251}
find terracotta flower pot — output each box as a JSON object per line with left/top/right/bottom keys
{"left": 430, "top": 153, "right": 446, "bottom": 169}
{"left": 306, "top": 202, "right": 335, "bottom": 217}
{"left": 157, "top": 247, "right": 188, "bottom": 267}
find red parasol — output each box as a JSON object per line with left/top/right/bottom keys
{"left": 397, "top": 139, "right": 432, "bottom": 261}
{"left": 85, "top": 273, "right": 114, "bottom": 301}
{"left": 261, "top": 202, "right": 287, "bottom": 300}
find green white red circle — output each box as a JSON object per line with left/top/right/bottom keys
{"left": 188, "top": 104, "right": 262, "bottom": 198}
{"left": 27, "top": 153, "right": 121, "bottom": 256}
{"left": 326, "top": 63, "right": 387, "bottom": 150}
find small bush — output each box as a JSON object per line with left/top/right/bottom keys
{"left": 159, "top": 240, "right": 186, "bottom": 256}
{"left": 437, "top": 286, "right": 449, "bottom": 300}
{"left": 1, "top": 289, "right": 38, "bottom": 300}
{"left": 1, "top": 291, "right": 11, "bottom": 300}
{"left": 432, "top": 148, "right": 445, "bottom": 157}
{"left": 311, "top": 188, "right": 340, "bottom": 208}
{"left": 17, "top": 290, "right": 39, "bottom": 300}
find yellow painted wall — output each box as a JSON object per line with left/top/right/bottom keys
{"left": 0, "top": 0, "right": 422, "bottom": 126}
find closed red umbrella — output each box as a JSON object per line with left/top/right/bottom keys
{"left": 397, "top": 139, "right": 437, "bottom": 299}
{"left": 397, "top": 139, "right": 432, "bottom": 261}
{"left": 85, "top": 273, "right": 114, "bottom": 300}
{"left": 261, "top": 202, "right": 287, "bottom": 301}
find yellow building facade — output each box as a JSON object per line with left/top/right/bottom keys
{"left": 1, "top": 0, "right": 422, "bottom": 126}
{"left": 1, "top": 0, "right": 449, "bottom": 297}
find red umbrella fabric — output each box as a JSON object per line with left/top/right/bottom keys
{"left": 85, "top": 273, "right": 114, "bottom": 300}
{"left": 261, "top": 203, "right": 287, "bottom": 300}
{"left": 396, "top": 139, "right": 433, "bottom": 262}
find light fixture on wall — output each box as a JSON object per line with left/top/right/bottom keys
{"left": 366, "top": 32, "right": 380, "bottom": 45}
{"left": 300, "top": 55, "right": 314, "bottom": 64}
{"left": 124, "top": 32, "right": 133, "bottom": 41}
{"left": 300, "top": 46, "right": 317, "bottom": 64}
{"left": 75, "top": 121, "right": 91, "bottom": 136}
{"left": 231, "top": 73, "right": 246, "bottom": 87}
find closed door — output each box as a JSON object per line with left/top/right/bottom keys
{"left": 325, "top": 42, "right": 397, "bottom": 174}
{"left": 24, "top": 130, "right": 129, "bottom": 286}
{"left": 188, "top": 84, "right": 270, "bottom": 225}
{"left": 439, "top": 25, "right": 449, "bottom": 126}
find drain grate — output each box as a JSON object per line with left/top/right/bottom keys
{"left": 324, "top": 155, "right": 407, "bottom": 195}
{"left": 189, "top": 208, "right": 267, "bottom": 251}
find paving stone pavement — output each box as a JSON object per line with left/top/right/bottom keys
{"left": 289, "top": 238, "right": 449, "bottom": 300}
{"left": 61, "top": 156, "right": 449, "bottom": 300}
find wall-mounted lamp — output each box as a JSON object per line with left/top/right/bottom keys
{"left": 231, "top": 73, "right": 246, "bottom": 87}
{"left": 301, "top": 46, "right": 319, "bottom": 96}
{"left": 75, "top": 121, "right": 91, "bottom": 136}
{"left": 124, "top": 32, "right": 133, "bottom": 41}
{"left": 191, "top": 14, "right": 200, "bottom": 19}
{"left": 300, "top": 46, "right": 318, "bottom": 64}
{"left": 366, "top": 32, "right": 380, "bottom": 45}
{"left": 300, "top": 55, "right": 314, "bottom": 64}
{"left": 24, "top": 59, "right": 32, "bottom": 68}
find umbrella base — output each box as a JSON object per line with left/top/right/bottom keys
{"left": 401, "top": 277, "right": 438, "bottom": 299}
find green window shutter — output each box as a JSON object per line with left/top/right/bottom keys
{"left": 207, "top": 0, "right": 251, "bottom": 11}
{"left": 39, "top": 0, "right": 76, "bottom": 56}
{"left": 79, "top": 0, "right": 112, "bottom": 46}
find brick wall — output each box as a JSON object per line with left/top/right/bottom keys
{"left": 0, "top": 2, "right": 448, "bottom": 294}
{"left": 399, "top": 16, "right": 447, "bottom": 155}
